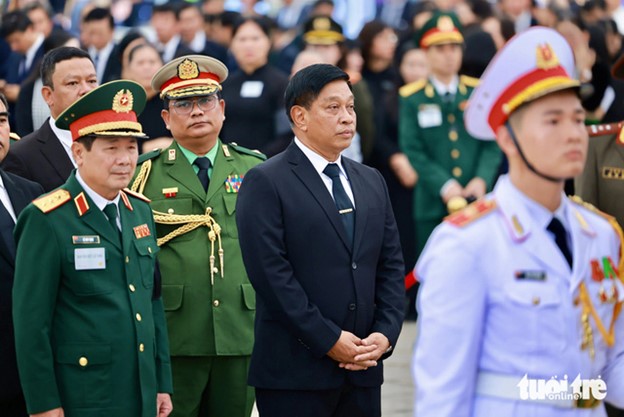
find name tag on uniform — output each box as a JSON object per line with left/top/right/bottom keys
{"left": 240, "top": 81, "right": 264, "bottom": 98}
{"left": 74, "top": 248, "right": 106, "bottom": 270}
{"left": 72, "top": 235, "right": 101, "bottom": 244}
{"left": 418, "top": 104, "right": 442, "bottom": 128}
{"left": 515, "top": 270, "right": 547, "bottom": 281}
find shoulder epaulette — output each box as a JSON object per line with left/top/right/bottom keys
{"left": 459, "top": 75, "right": 480, "bottom": 88}
{"left": 9, "top": 132, "right": 20, "bottom": 141}
{"left": 399, "top": 79, "right": 427, "bottom": 98}
{"left": 137, "top": 148, "right": 162, "bottom": 164}
{"left": 444, "top": 198, "right": 496, "bottom": 227}
{"left": 123, "top": 188, "right": 151, "bottom": 203}
{"left": 570, "top": 195, "right": 615, "bottom": 221}
{"left": 227, "top": 142, "right": 267, "bottom": 161}
{"left": 32, "top": 189, "right": 71, "bottom": 213}
{"left": 586, "top": 122, "right": 624, "bottom": 138}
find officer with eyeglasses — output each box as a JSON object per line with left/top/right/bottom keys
{"left": 130, "top": 55, "right": 266, "bottom": 417}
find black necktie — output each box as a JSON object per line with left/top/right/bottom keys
{"left": 547, "top": 217, "right": 573, "bottom": 269}
{"left": 194, "top": 157, "right": 211, "bottom": 192}
{"left": 103, "top": 203, "right": 120, "bottom": 237}
{"left": 323, "top": 163, "right": 355, "bottom": 247}
{"left": 0, "top": 199, "right": 15, "bottom": 259}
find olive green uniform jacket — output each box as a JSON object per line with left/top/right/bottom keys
{"left": 12, "top": 171, "right": 172, "bottom": 417}
{"left": 575, "top": 126, "right": 624, "bottom": 228}
{"left": 398, "top": 76, "right": 501, "bottom": 224}
{"left": 132, "top": 140, "right": 265, "bottom": 356}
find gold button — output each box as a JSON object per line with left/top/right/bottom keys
{"left": 532, "top": 296, "right": 541, "bottom": 306}
{"left": 136, "top": 313, "right": 142, "bottom": 322}
{"left": 448, "top": 114, "right": 456, "bottom": 123}
{"left": 79, "top": 357, "right": 88, "bottom": 367}
{"left": 451, "top": 149, "right": 460, "bottom": 159}
{"left": 168, "top": 208, "right": 174, "bottom": 214}
{"left": 213, "top": 300, "right": 220, "bottom": 307}
{"left": 148, "top": 247, "right": 152, "bottom": 254}
{"left": 139, "top": 343, "right": 145, "bottom": 352}
{"left": 452, "top": 167, "right": 462, "bottom": 177}
{"left": 129, "top": 284, "right": 136, "bottom": 292}
{"left": 449, "top": 130, "right": 458, "bottom": 141}
{"left": 125, "top": 256, "right": 130, "bottom": 263}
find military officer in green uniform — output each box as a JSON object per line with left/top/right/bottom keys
{"left": 399, "top": 12, "right": 501, "bottom": 254}
{"left": 130, "top": 55, "right": 265, "bottom": 417}
{"left": 12, "top": 80, "right": 173, "bottom": 417}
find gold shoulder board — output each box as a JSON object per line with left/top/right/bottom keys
{"left": 459, "top": 75, "right": 480, "bottom": 88}
{"left": 123, "top": 188, "right": 151, "bottom": 203}
{"left": 32, "top": 189, "right": 71, "bottom": 213}
{"left": 444, "top": 198, "right": 496, "bottom": 227}
{"left": 399, "top": 79, "right": 427, "bottom": 98}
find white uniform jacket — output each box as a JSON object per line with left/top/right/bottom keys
{"left": 413, "top": 175, "right": 624, "bottom": 417}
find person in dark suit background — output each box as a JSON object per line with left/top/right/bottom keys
{"left": 2, "top": 47, "right": 98, "bottom": 192}
{"left": 150, "top": 3, "right": 194, "bottom": 64}
{"left": 82, "top": 7, "right": 120, "bottom": 84}
{"left": 0, "top": 10, "right": 45, "bottom": 127}
{"left": 177, "top": 2, "right": 227, "bottom": 64}
{"left": 0, "top": 92, "right": 44, "bottom": 417}
{"left": 236, "top": 64, "right": 405, "bottom": 417}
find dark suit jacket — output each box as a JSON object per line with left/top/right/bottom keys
{"left": 236, "top": 143, "right": 405, "bottom": 390}
{"left": 0, "top": 170, "right": 43, "bottom": 401}
{"left": 101, "top": 44, "right": 122, "bottom": 84}
{"left": 2, "top": 118, "right": 74, "bottom": 192}
{"left": 3, "top": 46, "right": 44, "bottom": 86}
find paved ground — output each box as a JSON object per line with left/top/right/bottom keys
{"left": 251, "top": 320, "right": 417, "bottom": 417}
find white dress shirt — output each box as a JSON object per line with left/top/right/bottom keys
{"left": 0, "top": 175, "right": 17, "bottom": 222}
{"left": 49, "top": 117, "right": 77, "bottom": 167}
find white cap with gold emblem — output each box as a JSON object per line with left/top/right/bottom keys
{"left": 464, "top": 27, "right": 579, "bottom": 141}
{"left": 151, "top": 55, "right": 229, "bottom": 100}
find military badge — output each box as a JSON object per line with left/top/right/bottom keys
{"left": 536, "top": 43, "right": 559, "bottom": 70}
{"left": 168, "top": 149, "right": 176, "bottom": 161}
{"left": 224, "top": 175, "right": 244, "bottom": 193}
{"left": 133, "top": 224, "right": 151, "bottom": 239}
{"left": 314, "top": 17, "right": 331, "bottom": 31}
{"left": 437, "top": 15, "right": 454, "bottom": 32}
{"left": 162, "top": 187, "right": 178, "bottom": 198}
{"left": 590, "top": 256, "right": 619, "bottom": 303}
{"left": 112, "top": 89, "right": 133, "bottom": 113}
{"left": 178, "top": 58, "right": 200, "bottom": 80}
{"left": 74, "top": 192, "right": 90, "bottom": 216}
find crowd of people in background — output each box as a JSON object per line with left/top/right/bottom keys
{"left": 3, "top": 0, "right": 624, "bottom": 415}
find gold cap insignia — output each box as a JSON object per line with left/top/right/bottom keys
{"left": 112, "top": 89, "right": 133, "bottom": 113}
{"left": 437, "top": 16, "right": 455, "bottom": 32}
{"left": 314, "top": 17, "right": 331, "bottom": 31}
{"left": 536, "top": 43, "right": 559, "bottom": 70}
{"left": 178, "top": 58, "right": 200, "bottom": 80}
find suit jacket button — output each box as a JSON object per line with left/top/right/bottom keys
{"left": 349, "top": 303, "right": 356, "bottom": 311}
{"left": 351, "top": 262, "right": 357, "bottom": 270}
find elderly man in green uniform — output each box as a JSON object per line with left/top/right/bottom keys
{"left": 12, "top": 80, "right": 173, "bottom": 417}
{"left": 399, "top": 12, "right": 501, "bottom": 255}
{"left": 130, "top": 55, "right": 265, "bottom": 417}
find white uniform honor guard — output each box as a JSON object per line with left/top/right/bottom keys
{"left": 412, "top": 27, "right": 624, "bottom": 417}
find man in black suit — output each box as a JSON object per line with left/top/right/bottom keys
{"left": 0, "top": 10, "right": 45, "bottom": 126}
{"left": 0, "top": 93, "right": 44, "bottom": 417}
{"left": 82, "top": 7, "right": 120, "bottom": 84}
{"left": 236, "top": 64, "right": 404, "bottom": 417}
{"left": 151, "top": 3, "right": 194, "bottom": 64}
{"left": 2, "top": 47, "right": 97, "bottom": 192}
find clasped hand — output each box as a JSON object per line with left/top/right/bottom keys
{"left": 327, "top": 331, "right": 390, "bottom": 371}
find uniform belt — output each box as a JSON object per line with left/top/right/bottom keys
{"left": 475, "top": 371, "right": 602, "bottom": 409}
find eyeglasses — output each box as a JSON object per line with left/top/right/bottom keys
{"left": 170, "top": 95, "right": 219, "bottom": 115}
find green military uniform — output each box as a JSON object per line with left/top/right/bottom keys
{"left": 399, "top": 12, "right": 501, "bottom": 254}
{"left": 575, "top": 123, "right": 624, "bottom": 227}
{"left": 133, "top": 54, "right": 265, "bottom": 417}
{"left": 12, "top": 81, "right": 172, "bottom": 416}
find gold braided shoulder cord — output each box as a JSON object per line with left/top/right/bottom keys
{"left": 153, "top": 207, "right": 224, "bottom": 285}
{"left": 131, "top": 159, "right": 152, "bottom": 194}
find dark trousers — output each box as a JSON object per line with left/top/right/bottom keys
{"left": 0, "top": 392, "right": 28, "bottom": 417}
{"left": 256, "top": 384, "right": 381, "bottom": 417}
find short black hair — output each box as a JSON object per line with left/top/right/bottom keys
{"left": 40, "top": 46, "right": 92, "bottom": 87}
{"left": 232, "top": 15, "right": 272, "bottom": 39}
{"left": 83, "top": 7, "right": 114, "bottom": 29}
{"left": 284, "top": 64, "right": 350, "bottom": 124}
{"left": 0, "top": 11, "right": 33, "bottom": 39}
{"left": 176, "top": 3, "right": 202, "bottom": 20}
{"left": 152, "top": 3, "right": 176, "bottom": 15}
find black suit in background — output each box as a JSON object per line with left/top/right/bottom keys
{"left": 236, "top": 143, "right": 405, "bottom": 417}
{"left": 1, "top": 118, "right": 74, "bottom": 192}
{"left": 0, "top": 169, "right": 43, "bottom": 416}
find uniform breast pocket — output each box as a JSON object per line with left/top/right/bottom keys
{"left": 500, "top": 281, "right": 566, "bottom": 353}
{"left": 150, "top": 198, "right": 196, "bottom": 242}
{"left": 221, "top": 194, "right": 238, "bottom": 238}
{"left": 55, "top": 343, "right": 112, "bottom": 408}
{"left": 134, "top": 238, "right": 160, "bottom": 289}
{"left": 65, "top": 248, "right": 113, "bottom": 296}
